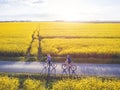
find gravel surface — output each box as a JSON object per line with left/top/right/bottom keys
{"left": 0, "top": 61, "right": 120, "bottom": 76}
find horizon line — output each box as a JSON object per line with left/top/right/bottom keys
{"left": 0, "top": 20, "right": 120, "bottom": 23}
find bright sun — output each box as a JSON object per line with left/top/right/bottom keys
{"left": 46, "top": 0, "right": 88, "bottom": 21}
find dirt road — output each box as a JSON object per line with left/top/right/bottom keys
{"left": 0, "top": 61, "right": 120, "bottom": 76}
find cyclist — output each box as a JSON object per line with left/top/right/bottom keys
{"left": 65, "top": 55, "right": 72, "bottom": 67}
{"left": 46, "top": 54, "right": 51, "bottom": 67}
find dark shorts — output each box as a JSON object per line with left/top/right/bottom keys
{"left": 48, "top": 61, "right": 51, "bottom": 66}
{"left": 68, "top": 61, "right": 71, "bottom": 64}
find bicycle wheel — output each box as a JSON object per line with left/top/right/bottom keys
{"left": 52, "top": 63, "right": 57, "bottom": 68}
{"left": 71, "top": 65, "right": 77, "bottom": 71}
{"left": 62, "top": 63, "right": 67, "bottom": 69}
{"left": 43, "top": 63, "right": 48, "bottom": 68}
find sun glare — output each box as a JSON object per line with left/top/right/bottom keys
{"left": 47, "top": 0, "right": 86, "bottom": 21}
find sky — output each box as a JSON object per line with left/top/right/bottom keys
{"left": 0, "top": 0, "right": 120, "bottom": 21}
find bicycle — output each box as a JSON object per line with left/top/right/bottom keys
{"left": 43, "top": 61, "right": 57, "bottom": 69}
{"left": 62, "top": 63, "right": 77, "bottom": 74}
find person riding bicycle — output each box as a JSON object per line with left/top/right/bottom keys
{"left": 65, "top": 55, "right": 72, "bottom": 67}
{"left": 46, "top": 54, "right": 51, "bottom": 67}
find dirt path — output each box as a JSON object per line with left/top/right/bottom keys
{"left": 0, "top": 61, "right": 120, "bottom": 77}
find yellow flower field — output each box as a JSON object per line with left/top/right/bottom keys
{"left": 0, "top": 76, "right": 120, "bottom": 90}
{"left": 0, "top": 22, "right": 120, "bottom": 58}
{"left": 41, "top": 38, "right": 120, "bottom": 56}
{"left": 0, "top": 76, "right": 19, "bottom": 90}
{"left": 53, "top": 77, "right": 120, "bottom": 90}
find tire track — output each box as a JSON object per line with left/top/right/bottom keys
{"left": 25, "top": 26, "right": 42, "bottom": 61}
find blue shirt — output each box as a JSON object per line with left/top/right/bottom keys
{"left": 47, "top": 56, "right": 51, "bottom": 62}
{"left": 67, "top": 57, "right": 71, "bottom": 63}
